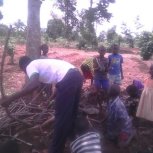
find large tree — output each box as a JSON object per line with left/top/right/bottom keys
{"left": 79, "top": 0, "right": 115, "bottom": 47}
{"left": 26, "top": 0, "right": 42, "bottom": 59}
{"left": 121, "top": 23, "right": 134, "bottom": 48}
{"left": 55, "top": 0, "right": 78, "bottom": 39}
{"left": 0, "top": 0, "right": 3, "bottom": 20}
{"left": 47, "top": 18, "right": 65, "bottom": 40}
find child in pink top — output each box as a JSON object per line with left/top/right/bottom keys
{"left": 136, "top": 64, "right": 153, "bottom": 121}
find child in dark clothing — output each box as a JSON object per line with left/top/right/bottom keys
{"left": 93, "top": 45, "right": 109, "bottom": 92}
{"left": 40, "top": 44, "right": 49, "bottom": 58}
{"left": 126, "top": 80, "right": 143, "bottom": 117}
{"left": 126, "top": 84, "right": 140, "bottom": 117}
{"left": 93, "top": 45, "right": 109, "bottom": 113}
{"left": 105, "top": 84, "right": 135, "bottom": 147}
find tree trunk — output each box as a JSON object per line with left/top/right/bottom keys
{"left": 26, "top": 0, "right": 41, "bottom": 59}
{"left": 90, "top": 0, "right": 93, "bottom": 8}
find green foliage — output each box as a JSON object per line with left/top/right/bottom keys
{"left": 137, "top": 31, "right": 153, "bottom": 60}
{"left": 47, "top": 18, "right": 65, "bottom": 39}
{"left": 13, "top": 19, "right": 26, "bottom": 32}
{"left": 121, "top": 23, "right": 135, "bottom": 48}
{"left": 0, "top": 24, "right": 8, "bottom": 36}
{"left": 10, "top": 20, "right": 26, "bottom": 44}
{"left": 77, "top": 39, "right": 86, "bottom": 50}
{"left": 140, "top": 41, "right": 153, "bottom": 60}
{"left": 7, "top": 40, "right": 15, "bottom": 55}
{"left": 0, "top": 22, "right": 27, "bottom": 45}
{"left": 81, "top": 0, "right": 115, "bottom": 25}
{"left": 0, "top": 0, "right": 3, "bottom": 20}
{"left": 55, "top": 0, "right": 78, "bottom": 39}
{"left": 98, "top": 31, "right": 106, "bottom": 42}
{"left": 0, "top": 24, "right": 8, "bottom": 44}
{"left": 78, "top": 0, "right": 115, "bottom": 49}
{"left": 137, "top": 31, "right": 153, "bottom": 48}
{"left": 106, "top": 26, "right": 120, "bottom": 45}
{"left": 79, "top": 20, "right": 98, "bottom": 48}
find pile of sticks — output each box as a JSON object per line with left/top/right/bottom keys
{"left": 0, "top": 95, "right": 55, "bottom": 146}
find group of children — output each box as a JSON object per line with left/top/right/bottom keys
{"left": 80, "top": 43, "right": 153, "bottom": 150}
{"left": 81, "top": 44, "right": 123, "bottom": 92}
{"left": 1, "top": 42, "right": 153, "bottom": 153}
{"left": 32, "top": 43, "right": 153, "bottom": 151}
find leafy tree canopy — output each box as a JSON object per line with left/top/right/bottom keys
{"left": 47, "top": 18, "right": 65, "bottom": 39}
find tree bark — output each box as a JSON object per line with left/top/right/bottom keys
{"left": 26, "top": 0, "right": 41, "bottom": 59}
{"left": 90, "top": 0, "right": 93, "bottom": 8}
{"left": 0, "top": 26, "right": 12, "bottom": 98}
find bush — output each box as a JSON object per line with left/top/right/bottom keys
{"left": 137, "top": 32, "right": 153, "bottom": 60}
{"left": 76, "top": 39, "right": 86, "bottom": 50}
{"left": 140, "top": 41, "right": 153, "bottom": 60}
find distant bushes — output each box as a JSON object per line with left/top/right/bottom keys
{"left": 137, "top": 32, "right": 153, "bottom": 60}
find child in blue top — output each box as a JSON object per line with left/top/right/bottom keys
{"left": 108, "top": 44, "right": 123, "bottom": 85}
{"left": 105, "top": 84, "right": 135, "bottom": 147}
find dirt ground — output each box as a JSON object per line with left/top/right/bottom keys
{"left": 1, "top": 45, "right": 151, "bottom": 94}
{"left": 0, "top": 45, "right": 153, "bottom": 153}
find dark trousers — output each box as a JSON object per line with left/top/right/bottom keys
{"left": 49, "top": 69, "right": 83, "bottom": 153}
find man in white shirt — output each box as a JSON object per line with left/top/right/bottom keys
{"left": 1, "top": 56, "right": 83, "bottom": 153}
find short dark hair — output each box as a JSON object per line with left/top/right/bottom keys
{"left": 80, "top": 64, "right": 90, "bottom": 73}
{"left": 98, "top": 45, "right": 106, "bottom": 52}
{"left": 111, "top": 44, "right": 119, "bottom": 51}
{"left": 109, "top": 84, "right": 120, "bottom": 98}
{"left": 19, "top": 56, "right": 31, "bottom": 71}
{"left": 40, "top": 44, "right": 48, "bottom": 52}
{"left": 126, "top": 84, "right": 139, "bottom": 98}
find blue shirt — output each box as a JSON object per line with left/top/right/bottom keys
{"left": 106, "top": 97, "right": 132, "bottom": 139}
{"left": 108, "top": 54, "right": 123, "bottom": 75}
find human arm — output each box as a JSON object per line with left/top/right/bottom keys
{"left": 93, "top": 58, "right": 99, "bottom": 71}
{"left": 0, "top": 73, "right": 41, "bottom": 107}
{"left": 50, "top": 83, "right": 56, "bottom": 100}
{"left": 93, "top": 57, "right": 105, "bottom": 72}
{"left": 108, "top": 55, "right": 111, "bottom": 72}
{"left": 104, "top": 58, "right": 109, "bottom": 73}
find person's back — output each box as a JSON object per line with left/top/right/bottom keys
{"left": 80, "top": 58, "right": 94, "bottom": 85}
{"left": 70, "top": 112, "right": 102, "bottom": 153}
{"left": 106, "top": 84, "right": 134, "bottom": 147}
{"left": 108, "top": 44, "right": 123, "bottom": 85}
{"left": 26, "top": 58, "right": 75, "bottom": 84}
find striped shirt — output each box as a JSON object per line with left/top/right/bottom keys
{"left": 70, "top": 132, "right": 102, "bottom": 153}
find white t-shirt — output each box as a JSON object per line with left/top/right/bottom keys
{"left": 26, "top": 59, "right": 75, "bottom": 84}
